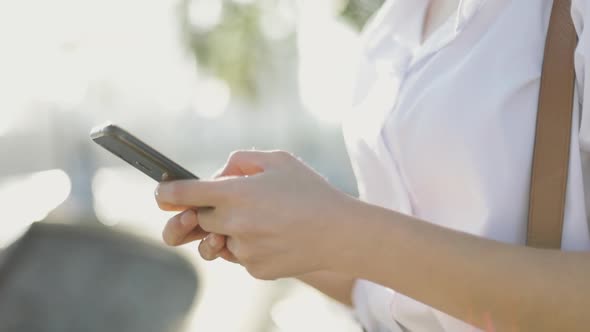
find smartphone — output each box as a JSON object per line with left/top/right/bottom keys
{"left": 90, "top": 123, "right": 199, "bottom": 182}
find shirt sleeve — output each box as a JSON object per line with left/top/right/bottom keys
{"left": 572, "top": 0, "right": 590, "bottom": 151}
{"left": 572, "top": 0, "right": 590, "bottom": 240}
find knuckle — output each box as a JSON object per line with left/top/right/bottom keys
{"left": 273, "top": 150, "right": 293, "bottom": 161}
{"left": 228, "top": 150, "right": 248, "bottom": 163}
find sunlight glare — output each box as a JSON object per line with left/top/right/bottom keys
{"left": 231, "top": 0, "right": 255, "bottom": 5}
{"left": 0, "top": 170, "right": 71, "bottom": 247}
{"left": 271, "top": 283, "right": 361, "bottom": 332}
{"left": 92, "top": 168, "right": 173, "bottom": 234}
{"left": 188, "top": 0, "right": 224, "bottom": 32}
{"left": 260, "top": 0, "right": 297, "bottom": 41}
{"left": 192, "top": 77, "right": 231, "bottom": 118}
{"left": 297, "top": 0, "right": 361, "bottom": 125}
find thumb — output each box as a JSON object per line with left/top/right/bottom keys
{"left": 218, "top": 150, "right": 278, "bottom": 177}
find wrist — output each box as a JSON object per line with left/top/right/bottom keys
{"left": 323, "top": 196, "right": 385, "bottom": 276}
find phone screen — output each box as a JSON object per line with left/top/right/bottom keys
{"left": 90, "top": 124, "right": 199, "bottom": 182}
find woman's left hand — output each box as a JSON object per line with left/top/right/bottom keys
{"left": 155, "top": 150, "right": 357, "bottom": 280}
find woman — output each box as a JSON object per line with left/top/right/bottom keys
{"left": 155, "top": 0, "right": 590, "bottom": 331}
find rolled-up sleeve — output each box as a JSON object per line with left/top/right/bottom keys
{"left": 572, "top": 0, "right": 590, "bottom": 237}
{"left": 573, "top": 0, "right": 590, "bottom": 151}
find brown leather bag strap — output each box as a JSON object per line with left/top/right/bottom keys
{"left": 527, "top": 0, "right": 577, "bottom": 249}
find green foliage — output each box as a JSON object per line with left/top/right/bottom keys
{"left": 177, "top": 0, "right": 384, "bottom": 101}
{"left": 341, "top": 0, "right": 384, "bottom": 29}
{"left": 178, "top": 1, "right": 268, "bottom": 99}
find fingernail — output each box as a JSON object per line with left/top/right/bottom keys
{"left": 181, "top": 210, "right": 196, "bottom": 226}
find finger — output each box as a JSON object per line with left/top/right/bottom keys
{"left": 197, "top": 207, "right": 231, "bottom": 235}
{"left": 162, "top": 209, "right": 208, "bottom": 246}
{"left": 207, "top": 233, "right": 226, "bottom": 252}
{"left": 155, "top": 178, "right": 237, "bottom": 208}
{"left": 156, "top": 201, "right": 190, "bottom": 212}
{"left": 203, "top": 231, "right": 239, "bottom": 264}
{"left": 218, "top": 247, "right": 239, "bottom": 264}
{"left": 225, "top": 236, "right": 240, "bottom": 259}
{"left": 176, "top": 227, "right": 209, "bottom": 246}
{"left": 220, "top": 150, "right": 281, "bottom": 177}
{"left": 205, "top": 234, "right": 239, "bottom": 264}
{"left": 198, "top": 234, "right": 223, "bottom": 261}
{"left": 211, "top": 164, "right": 228, "bottom": 179}
{"left": 155, "top": 188, "right": 190, "bottom": 211}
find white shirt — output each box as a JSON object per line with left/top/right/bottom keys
{"left": 342, "top": 1, "right": 590, "bottom": 331}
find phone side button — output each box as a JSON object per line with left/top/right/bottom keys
{"left": 134, "top": 161, "right": 153, "bottom": 172}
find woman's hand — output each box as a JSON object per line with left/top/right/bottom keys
{"left": 155, "top": 150, "right": 357, "bottom": 280}
{"left": 157, "top": 163, "right": 238, "bottom": 263}
{"left": 161, "top": 208, "right": 238, "bottom": 263}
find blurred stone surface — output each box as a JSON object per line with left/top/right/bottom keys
{"left": 0, "top": 222, "right": 198, "bottom": 332}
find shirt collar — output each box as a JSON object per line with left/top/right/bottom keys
{"left": 361, "top": 0, "right": 488, "bottom": 54}
{"left": 362, "top": 0, "right": 429, "bottom": 51}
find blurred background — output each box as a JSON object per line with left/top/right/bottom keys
{"left": 0, "top": 0, "right": 383, "bottom": 330}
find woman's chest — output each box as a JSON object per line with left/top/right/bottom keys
{"left": 344, "top": 0, "right": 555, "bottom": 229}
{"left": 423, "top": 0, "right": 461, "bottom": 42}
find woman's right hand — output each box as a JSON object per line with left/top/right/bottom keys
{"left": 160, "top": 156, "right": 250, "bottom": 263}
{"left": 163, "top": 208, "right": 237, "bottom": 263}
{"left": 157, "top": 149, "right": 357, "bottom": 280}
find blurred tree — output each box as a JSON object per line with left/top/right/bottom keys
{"left": 178, "top": 0, "right": 267, "bottom": 99}
{"left": 177, "top": 0, "right": 383, "bottom": 101}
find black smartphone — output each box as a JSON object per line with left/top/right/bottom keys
{"left": 90, "top": 124, "right": 199, "bottom": 182}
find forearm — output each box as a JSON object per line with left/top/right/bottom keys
{"left": 296, "top": 271, "right": 356, "bottom": 307}
{"left": 333, "top": 199, "right": 590, "bottom": 331}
